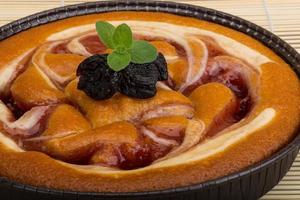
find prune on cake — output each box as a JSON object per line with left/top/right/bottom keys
{"left": 118, "top": 53, "right": 168, "bottom": 98}
{"left": 77, "top": 53, "right": 168, "bottom": 100}
{"left": 77, "top": 54, "right": 120, "bottom": 100}
{"left": 119, "top": 62, "right": 158, "bottom": 98}
{"left": 153, "top": 52, "right": 168, "bottom": 80}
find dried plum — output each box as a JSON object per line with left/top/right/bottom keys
{"left": 76, "top": 53, "right": 168, "bottom": 100}
{"left": 119, "top": 64, "right": 158, "bottom": 99}
{"left": 118, "top": 53, "right": 168, "bottom": 98}
{"left": 153, "top": 53, "right": 168, "bottom": 81}
{"left": 77, "top": 54, "right": 120, "bottom": 100}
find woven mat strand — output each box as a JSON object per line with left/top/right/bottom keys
{"left": 0, "top": 1, "right": 300, "bottom": 199}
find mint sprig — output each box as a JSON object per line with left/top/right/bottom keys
{"left": 95, "top": 21, "right": 158, "bottom": 71}
{"left": 130, "top": 40, "right": 158, "bottom": 64}
{"left": 112, "top": 23, "right": 133, "bottom": 49}
{"left": 96, "top": 21, "right": 115, "bottom": 49}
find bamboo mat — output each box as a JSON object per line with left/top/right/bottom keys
{"left": 0, "top": 0, "right": 300, "bottom": 199}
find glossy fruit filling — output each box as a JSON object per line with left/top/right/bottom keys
{"left": 0, "top": 30, "right": 257, "bottom": 170}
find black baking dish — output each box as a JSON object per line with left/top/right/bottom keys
{"left": 0, "top": 1, "right": 300, "bottom": 200}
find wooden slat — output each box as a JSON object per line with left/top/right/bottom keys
{"left": 0, "top": 2, "right": 60, "bottom": 25}
{"left": 267, "top": 0, "right": 300, "bottom": 53}
{"left": 0, "top": 1, "right": 300, "bottom": 199}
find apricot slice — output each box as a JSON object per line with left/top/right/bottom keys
{"left": 149, "top": 41, "right": 189, "bottom": 87}
{"left": 33, "top": 41, "right": 86, "bottom": 86}
{"left": 43, "top": 53, "right": 85, "bottom": 84}
{"left": 89, "top": 145, "right": 119, "bottom": 166}
{"left": 167, "top": 58, "right": 188, "bottom": 87}
{"left": 42, "top": 104, "right": 91, "bottom": 137}
{"left": 143, "top": 116, "right": 188, "bottom": 142}
{"left": 11, "top": 63, "right": 66, "bottom": 110}
{"left": 65, "top": 79, "right": 193, "bottom": 128}
{"left": 189, "top": 82, "right": 237, "bottom": 136}
{"left": 150, "top": 41, "right": 178, "bottom": 60}
{"left": 44, "top": 121, "right": 139, "bottom": 162}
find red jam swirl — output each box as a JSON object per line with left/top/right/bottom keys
{"left": 1, "top": 32, "right": 255, "bottom": 170}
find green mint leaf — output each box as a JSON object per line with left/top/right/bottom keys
{"left": 112, "top": 23, "right": 133, "bottom": 49}
{"left": 130, "top": 40, "right": 158, "bottom": 64}
{"left": 96, "top": 21, "right": 115, "bottom": 49}
{"left": 107, "top": 51, "right": 131, "bottom": 71}
{"left": 95, "top": 21, "right": 158, "bottom": 71}
{"left": 115, "top": 46, "right": 128, "bottom": 54}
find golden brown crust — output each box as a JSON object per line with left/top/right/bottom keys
{"left": 0, "top": 12, "right": 299, "bottom": 192}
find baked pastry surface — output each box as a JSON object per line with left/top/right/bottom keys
{"left": 0, "top": 11, "right": 299, "bottom": 192}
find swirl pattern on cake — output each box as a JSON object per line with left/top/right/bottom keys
{"left": 0, "top": 12, "right": 299, "bottom": 192}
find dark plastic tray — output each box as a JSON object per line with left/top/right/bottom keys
{"left": 0, "top": 1, "right": 300, "bottom": 200}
